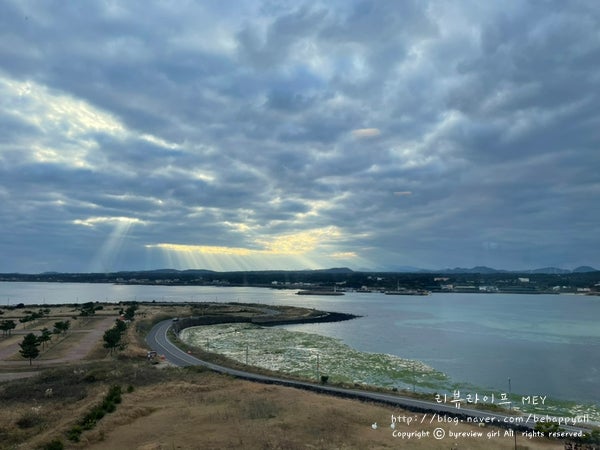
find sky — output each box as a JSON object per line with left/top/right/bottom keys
{"left": 1, "top": 0, "right": 599, "bottom": 273}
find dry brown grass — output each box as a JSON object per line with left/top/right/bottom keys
{"left": 83, "top": 374, "right": 564, "bottom": 450}
{"left": 0, "top": 362, "right": 565, "bottom": 450}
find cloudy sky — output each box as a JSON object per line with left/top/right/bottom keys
{"left": 1, "top": 0, "right": 599, "bottom": 273}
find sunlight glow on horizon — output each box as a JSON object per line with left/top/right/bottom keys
{"left": 143, "top": 226, "right": 361, "bottom": 271}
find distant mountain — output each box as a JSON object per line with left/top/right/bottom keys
{"left": 145, "top": 269, "right": 182, "bottom": 274}
{"left": 572, "top": 266, "right": 598, "bottom": 273}
{"left": 180, "top": 269, "right": 218, "bottom": 274}
{"left": 439, "top": 266, "right": 506, "bottom": 274}
{"left": 342, "top": 265, "right": 599, "bottom": 274}
{"left": 428, "top": 266, "right": 593, "bottom": 274}
{"left": 117, "top": 269, "right": 217, "bottom": 275}
{"left": 384, "top": 265, "right": 427, "bottom": 273}
{"left": 311, "top": 267, "right": 354, "bottom": 274}
{"left": 20, "top": 265, "right": 599, "bottom": 277}
{"left": 524, "top": 267, "right": 571, "bottom": 274}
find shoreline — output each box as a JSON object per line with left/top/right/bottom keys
{"left": 171, "top": 307, "right": 359, "bottom": 332}
{"left": 177, "top": 321, "right": 600, "bottom": 423}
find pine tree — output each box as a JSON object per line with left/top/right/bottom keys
{"left": 19, "top": 333, "right": 40, "bottom": 365}
{"left": 103, "top": 327, "right": 122, "bottom": 355}
{"left": 37, "top": 328, "right": 52, "bottom": 350}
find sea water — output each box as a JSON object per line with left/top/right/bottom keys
{"left": 1, "top": 282, "right": 598, "bottom": 413}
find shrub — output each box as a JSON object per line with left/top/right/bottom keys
{"left": 106, "top": 385, "right": 122, "bottom": 403}
{"left": 41, "top": 439, "right": 64, "bottom": 450}
{"left": 534, "top": 421, "right": 560, "bottom": 434}
{"left": 242, "top": 398, "right": 279, "bottom": 420}
{"left": 16, "top": 410, "right": 44, "bottom": 429}
{"left": 102, "top": 400, "right": 116, "bottom": 413}
{"left": 66, "top": 425, "right": 82, "bottom": 442}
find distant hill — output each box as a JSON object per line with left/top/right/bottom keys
{"left": 382, "top": 265, "right": 426, "bottom": 273}
{"left": 438, "top": 266, "right": 506, "bottom": 274}
{"left": 524, "top": 267, "right": 571, "bottom": 274}
{"left": 426, "top": 266, "right": 595, "bottom": 274}
{"left": 572, "top": 266, "right": 598, "bottom": 273}
{"left": 5, "top": 265, "right": 599, "bottom": 278}
{"left": 311, "top": 267, "right": 354, "bottom": 274}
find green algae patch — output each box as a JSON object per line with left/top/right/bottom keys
{"left": 179, "top": 323, "right": 447, "bottom": 390}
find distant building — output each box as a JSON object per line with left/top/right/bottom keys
{"left": 479, "top": 286, "right": 498, "bottom": 292}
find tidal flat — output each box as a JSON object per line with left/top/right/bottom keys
{"left": 179, "top": 323, "right": 600, "bottom": 422}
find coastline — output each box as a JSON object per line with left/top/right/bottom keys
{"left": 1, "top": 284, "right": 598, "bottom": 415}
{"left": 171, "top": 307, "right": 359, "bottom": 332}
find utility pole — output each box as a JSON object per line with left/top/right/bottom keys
{"left": 508, "top": 377, "right": 512, "bottom": 411}
{"left": 316, "top": 353, "right": 320, "bottom": 380}
{"left": 245, "top": 343, "right": 249, "bottom": 365}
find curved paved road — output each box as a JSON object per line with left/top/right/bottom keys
{"left": 146, "top": 319, "right": 589, "bottom": 434}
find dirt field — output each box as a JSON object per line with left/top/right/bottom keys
{"left": 0, "top": 305, "right": 122, "bottom": 368}
{"left": 0, "top": 303, "right": 579, "bottom": 449}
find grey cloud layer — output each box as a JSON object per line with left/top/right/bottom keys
{"left": 0, "top": 0, "right": 599, "bottom": 272}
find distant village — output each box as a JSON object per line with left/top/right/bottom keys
{"left": 1, "top": 268, "right": 599, "bottom": 296}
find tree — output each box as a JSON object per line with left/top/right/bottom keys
{"left": 37, "top": 328, "right": 52, "bottom": 350}
{"left": 0, "top": 320, "right": 16, "bottom": 337}
{"left": 53, "top": 320, "right": 70, "bottom": 336}
{"left": 19, "top": 333, "right": 40, "bottom": 365}
{"left": 79, "top": 302, "right": 96, "bottom": 317}
{"left": 0, "top": 321, "right": 8, "bottom": 337}
{"left": 123, "top": 304, "right": 137, "bottom": 321}
{"left": 103, "top": 328, "right": 122, "bottom": 355}
{"left": 115, "top": 319, "right": 127, "bottom": 333}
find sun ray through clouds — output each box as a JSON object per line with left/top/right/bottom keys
{"left": 73, "top": 217, "right": 146, "bottom": 272}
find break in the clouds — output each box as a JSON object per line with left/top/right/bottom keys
{"left": 1, "top": 0, "right": 599, "bottom": 273}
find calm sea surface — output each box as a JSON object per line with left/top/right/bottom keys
{"left": 1, "top": 282, "right": 598, "bottom": 405}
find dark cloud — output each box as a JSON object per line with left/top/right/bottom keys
{"left": 0, "top": 0, "right": 598, "bottom": 272}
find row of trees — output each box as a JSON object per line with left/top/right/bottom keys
{"left": 102, "top": 320, "right": 127, "bottom": 355}
{"left": 2, "top": 319, "right": 69, "bottom": 338}
{"left": 18, "top": 308, "right": 51, "bottom": 324}
{"left": 18, "top": 320, "right": 71, "bottom": 365}
{"left": 10, "top": 303, "right": 137, "bottom": 364}
{"left": 103, "top": 304, "right": 137, "bottom": 355}
{"left": 1, "top": 319, "right": 16, "bottom": 336}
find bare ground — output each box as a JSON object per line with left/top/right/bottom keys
{"left": 0, "top": 307, "right": 117, "bottom": 373}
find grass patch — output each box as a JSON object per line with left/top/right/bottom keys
{"left": 40, "top": 439, "right": 64, "bottom": 450}
{"left": 16, "top": 409, "right": 45, "bottom": 429}
{"left": 242, "top": 397, "right": 281, "bottom": 420}
{"left": 0, "top": 367, "right": 89, "bottom": 403}
{"left": 67, "top": 385, "right": 124, "bottom": 441}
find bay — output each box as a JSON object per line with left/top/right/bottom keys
{"left": 1, "top": 282, "right": 598, "bottom": 407}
